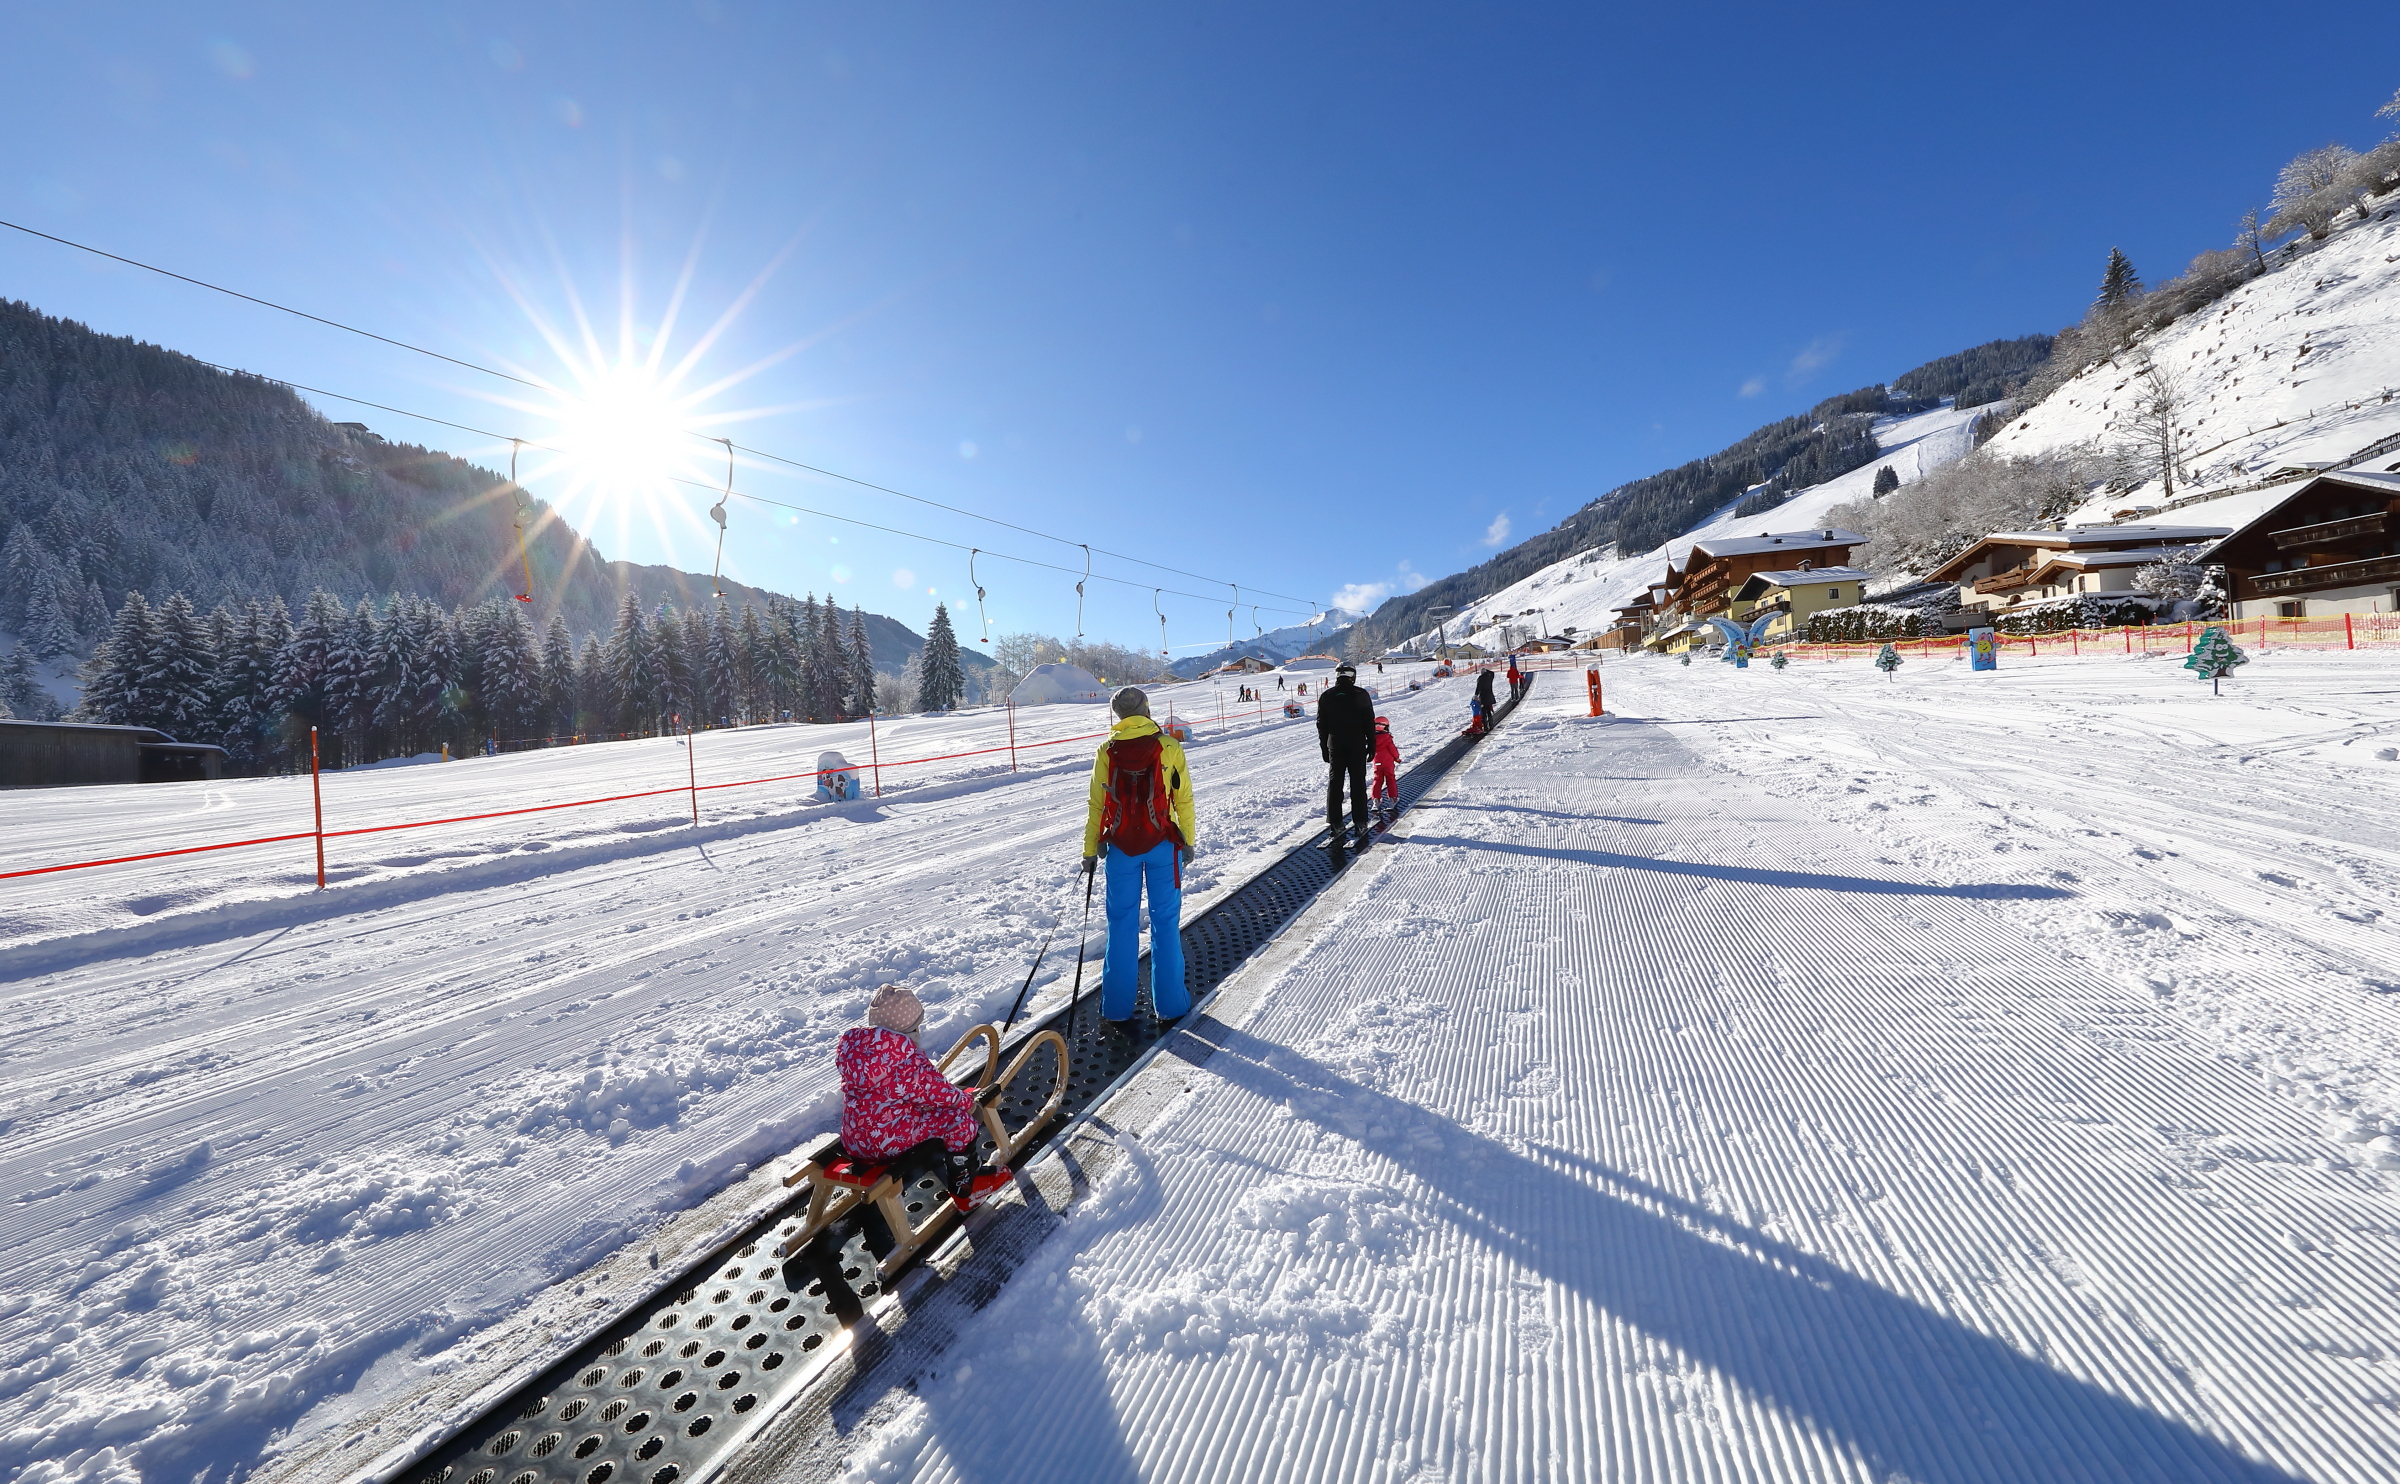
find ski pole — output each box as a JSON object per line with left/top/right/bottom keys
{"left": 1001, "top": 923, "right": 1060, "bottom": 1033}
{"left": 1065, "top": 863, "right": 1098, "bottom": 1024}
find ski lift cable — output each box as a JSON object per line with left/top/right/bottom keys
{"left": 180, "top": 360, "right": 1323, "bottom": 619}
{"left": 0, "top": 219, "right": 1314, "bottom": 610}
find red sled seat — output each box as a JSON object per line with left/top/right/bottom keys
{"left": 820, "top": 1156, "right": 891, "bottom": 1189}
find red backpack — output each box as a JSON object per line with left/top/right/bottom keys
{"left": 1100, "top": 733, "right": 1182, "bottom": 857}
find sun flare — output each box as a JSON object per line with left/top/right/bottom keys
{"left": 544, "top": 360, "right": 706, "bottom": 503}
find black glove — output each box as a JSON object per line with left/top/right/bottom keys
{"left": 1081, "top": 854, "right": 1097, "bottom": 875}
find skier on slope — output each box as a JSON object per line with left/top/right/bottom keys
{"left": 1471, "top": 665, "right": 1497, "bottom": 733}
{"left": 1369, "top": 715, "right": 1401, "bottom": 813}
{"left": 836, "top": 985, "right": 1012, "bottom": 1211}
{"left": 1083, "top": 687, "right": 1196, "bottom": 1025}
{"left": 1318, "top": 661, "right": 1377, "bottom": 849}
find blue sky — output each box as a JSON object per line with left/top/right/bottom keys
{"left": 4, "top": 3, "right": 2394, "bottom": 650}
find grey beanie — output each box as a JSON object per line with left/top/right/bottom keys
{"left": 867, "top": 984, "right": 924, "bottom": 1035}
{"left": 1111, "top": 686, "right": 1151, "bottom": 719}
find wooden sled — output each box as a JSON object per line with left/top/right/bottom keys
{"left": 775, "top": 1022, "right": 1069, "bottom": 1279}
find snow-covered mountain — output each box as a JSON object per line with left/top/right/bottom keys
{"left": 1168, "top": 607, "right": 1364, "bottom": 677}
{"left": 1400, "top": 401, "right": 1984, "bottom": 652}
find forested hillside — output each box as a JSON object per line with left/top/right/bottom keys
{"left": 0, "top": 298, "right": 928, "bottom": 669}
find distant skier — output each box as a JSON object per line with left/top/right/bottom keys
{"left": 1370, "top": 715, "right": 1401, "bottom": 810}
{"left": 836, "top": 986, "right": 1011, "bottom": 1211}
{"left": 1318, "top": 662, "right": 1376, "bottom": 847}
{"left": 1083, "top": 687, "right": 1196, "bottom": 1025}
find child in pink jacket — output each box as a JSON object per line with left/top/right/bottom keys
{"left": 1370, "top": 715, "right": 1401, "bottom": 805}
{"left": 836, "top": 986, "right": 1009, "bottom": 1209}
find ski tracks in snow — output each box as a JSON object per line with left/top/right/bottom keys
{"left": 833, "top": 680, "right": 2400, "bottom": 1483}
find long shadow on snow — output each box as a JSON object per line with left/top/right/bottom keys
{"left": 1405, "top": 833, "right": 2073, "bottom": 901}
{"left": 1192, "top": 1026, "right": 2295, "bottom": 1484}
{"left": 821, "top": 1125, "right": 1158, "bottom": 1484}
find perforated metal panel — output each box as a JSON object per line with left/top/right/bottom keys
{"left": 403, "top": 679, "right": 1529, "bottom": 1484}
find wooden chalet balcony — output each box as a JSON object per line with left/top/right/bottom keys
{"left": 2250, "top": 552, "right": 2400, "bottom": 595}
{"left": 2271, "top": 511, "right": 2391, "bottom": 549}
{"left": 1973, "top": 568, "right": 2034, "bottom": 595}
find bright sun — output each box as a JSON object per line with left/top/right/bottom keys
{"left": 545, "top": 361, "right": 707, "bottom": 503}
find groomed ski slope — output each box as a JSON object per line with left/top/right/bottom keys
{"left": 825, "top": 656, "right": 2400, "bottom": 1484}
{"left": 0, "top": 667, "right": 1454, "bottom": 1484}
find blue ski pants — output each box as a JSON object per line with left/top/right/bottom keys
{"left": 1102, "top": 840, "right": 1188, "bottom": 1021}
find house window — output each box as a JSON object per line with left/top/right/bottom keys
{"left": 2276, "top": 601, "right": 2303, "bottom": 618}
{"left": 1826, "top": 587, "right": 1840, "bottom": 599}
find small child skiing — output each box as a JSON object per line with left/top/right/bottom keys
{"left": 835, "top": 986, "right": 1010, "bottom": 1212}
{"left": 1369, "top": 715, "right": 1401, "bottom": 811}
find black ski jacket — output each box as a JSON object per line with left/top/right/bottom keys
{"left": 1474, "top": 669, "right": 1497, "bottom": 709}
{"left": 1317, "top": 680, "right": 1376, "bottom": 760}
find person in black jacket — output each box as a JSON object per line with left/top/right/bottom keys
{"left": 1472, "top": 666, "right": 1497, "bottom": 731}
{"left": 1318, "top": 662, "right": 1377, "bottom": 846}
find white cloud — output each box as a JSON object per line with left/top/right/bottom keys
{"left": 1482, "top": 513, "right": 1512, "bottom": 547}
{"left": 1738, "top": 376, "right": 1766, "bottom": 398}
{"left": 1332, "top": 582, "right": 1392, "bottom": 612}
{"left": 1787, "top": 334, "right": 1846, "bottom": 382}
{"left": 1397, "top": 560, "right": 1429, "bottom": 593}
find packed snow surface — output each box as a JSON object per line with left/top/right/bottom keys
{"left": 827, "top": 650, "right": 2400, "bottom": 1483}
{"left": 0, "top": 666, "right": 1451, "bottom": 1484}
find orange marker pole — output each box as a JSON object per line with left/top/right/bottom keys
{"left": 310, "top": 726, "right": 325, "bottom": 889}
{"left": 1586, "top": 667, "right": 1604, "bottom": 717}
{"left": 868, "top": 710, "right": 882, "bottom": 797}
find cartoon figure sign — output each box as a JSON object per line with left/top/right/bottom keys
{"left": 1968, "top": 627, "right": 1998, "bottom": 672}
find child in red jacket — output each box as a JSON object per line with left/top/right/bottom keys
{"left": 836, "top": 986, "right": 1010, "bottom": 1210}
{"left": 1370, "top": 715, "right": 1401, "bottom": 807}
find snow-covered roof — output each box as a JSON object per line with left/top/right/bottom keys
{"left": 2208, "top": 469, "right": 2400, "bottom": 554}
{"left": 1688, "top": 528, "right": 1865, "bottom": 560}
{"left": 2027, "top": 548, "right": 2191, "bottom": 573}
{"left": 1926, "top": 524, "right": 2234, "bottom": 582}
{"left": 1737, "top": 565, "right": 1873, "bottom": 592}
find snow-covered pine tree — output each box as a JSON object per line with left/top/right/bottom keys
{"left": 143, "top": 592, "right": 220, "bottom": 738}
{"left": 1770, "top": 651, "right": 1789, "bottom": 671}
{"left": 272, "top": 590, "right": 347, "bottom": 733}
{"left": 654, "top": 603, "right": 694, "bottom": 726}
{"left": 479, "top": 600, "right": 540, "bottom": 743}
{"left": 815, "top": 598, "right": 848, "bottom": 719}
{"left": 575, "top": 634, "right": 608, "bottom": 732}
{"left": 1875, "top": 642, "right": 1903, "bottom": 678}
{"left": 795, "top": 593, "right": 825, "bottom": 721}
{"left": 1871, "top": 466, "right": 1900, "bottom": 498}
{"left": 919, "top": 602, "right": 963, "bottom": 711}
{"left": 606, "top": 592, "right": 661, "bottom": 731}
{"left": 848, "top": 607, "right": 877, "bottom": 716}
{"left": 763, "top": 596, "right": 803, "bottom": 719}
{"left": 735, "top": 603, "right": 770, "bottom": 721}
{"left": 321, "top": 598, "right": 383, "bottom": 760}
{"left": 541, "top": 613, "right": 577, "bottom": 735}
{"left": 705, "top": 601, "right": 741, "bottom": 725}
{"left": 76, "top": 590, "right": 155, "bottom": 724}
{"left": 2096, "top": 248, "right": 2142, "bottom": 309}
{"left": 24, "top": 582, "right": 78, "bottom": 661}
{"left": 0, "top": 646, "right": 51, "bottom": 721}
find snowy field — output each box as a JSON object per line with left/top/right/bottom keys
{"left": 0, "top": 665, "right": 1457, "bottom": 1484}
{"left": 817, "top": 651, "right": 2400, "bottom": 1483}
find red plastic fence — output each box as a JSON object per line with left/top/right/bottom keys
{"left": 0, "top": 681, "right": 1375, "bottom": 886}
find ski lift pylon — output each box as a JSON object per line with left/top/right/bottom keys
{"left": 509, "top": 439, "right": 534, "bottom": 604}
{"left": 708, "top": 438, "right": 732, "bottom": 599}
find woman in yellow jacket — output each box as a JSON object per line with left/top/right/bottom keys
{"left": 1081, "top": 687, "right": 1196, "bottom": 1023}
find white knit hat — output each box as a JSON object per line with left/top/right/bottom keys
{"left": 867, "top": 984, "right": 924, "bottom": 1035}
